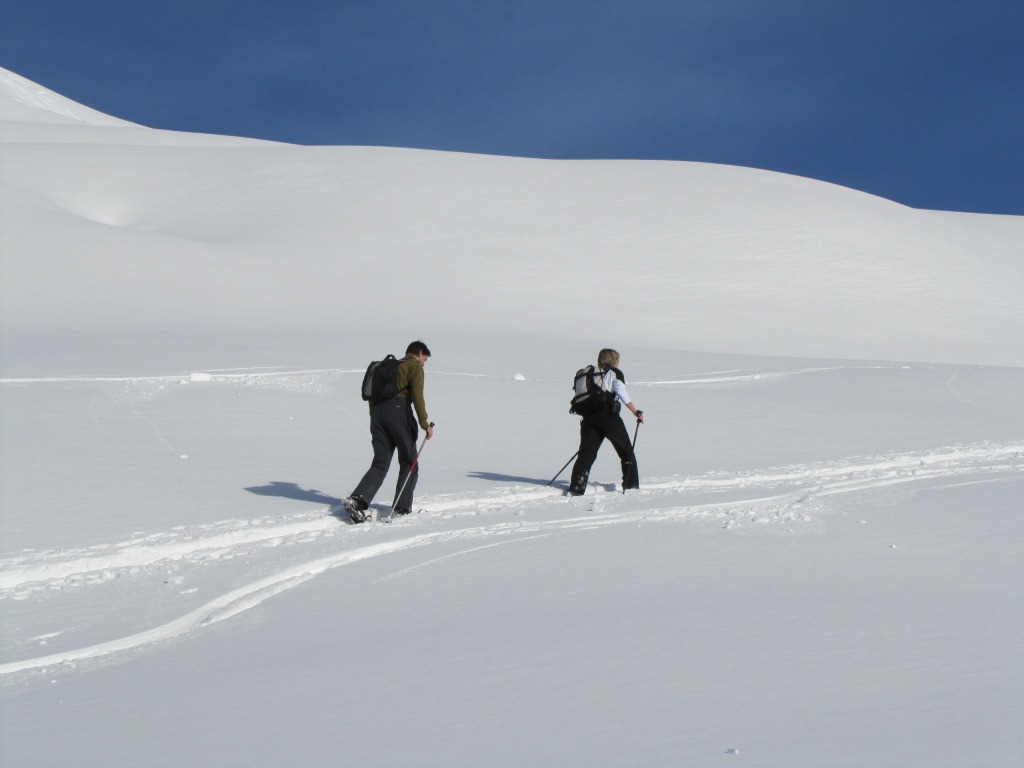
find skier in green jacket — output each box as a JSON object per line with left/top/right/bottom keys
{"left": 344, "top": 340, "right": 433, "bottom": 522}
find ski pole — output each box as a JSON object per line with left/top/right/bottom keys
{"left": 631, "top": 412, "right": 643, "bottom": 450}
{"left": 547, "top": 451, "right": 579, "bottom": 487}
{"left": 391, "top": 422, "right": 434, "bottom": 516}
{"left": 624, "top": 411, "right": 642, "bottom": 494}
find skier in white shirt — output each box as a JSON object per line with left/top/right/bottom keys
{"left": 568, "top": 348, "right": 644, "bottom": 495}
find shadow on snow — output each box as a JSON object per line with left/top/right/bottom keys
{"left": 467, "top": 471, "right": 558, "bottom": 488}
{"left": 244, "top": 481, "right": 342, "bottom": 507}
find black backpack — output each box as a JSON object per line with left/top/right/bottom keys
{"left": 569, "top": 365, "right": 615, "bottom": 415}
{"left": 361, "top": 354, "right": 402, "bottom": 404}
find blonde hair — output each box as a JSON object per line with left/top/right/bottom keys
{"left": 597, "top": 348, "right": 620, "bottom": 371}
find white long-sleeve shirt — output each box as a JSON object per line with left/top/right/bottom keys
{"left": 600, "top": 368, "right": 632, "bottom": 405}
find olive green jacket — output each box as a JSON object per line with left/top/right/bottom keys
{"left": 397, "top": 356, "right": 430, "bottom": 429}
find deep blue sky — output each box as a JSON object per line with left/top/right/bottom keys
{"left": 2, "top": 1, "right": 1022, "bottom": 214}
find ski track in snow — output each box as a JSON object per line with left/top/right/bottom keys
{"left": 1, "top": 441, "right": 1021, "bottom": 677}
{"left": 0, "top": 368, "right": 363, "bottom": 385}
{"left": 633, "top": 365, "right": 853, "bottom": 386}
{"left": 0, "top": 363, "right": 888, "bottom": 388}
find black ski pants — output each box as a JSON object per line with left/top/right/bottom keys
{"left": 569, "top": 408, "right": 639, "bottom": 494}
{"left": 351, "top": 397, "right": 419, "bottom": 510}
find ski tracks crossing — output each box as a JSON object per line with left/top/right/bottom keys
{"left": 2, "top": 441, "right": 1021, "bottom": 676}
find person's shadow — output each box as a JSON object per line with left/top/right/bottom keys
{"left": 244, "top": 481, "right": 342, "bottom": 507}
{"left": 245, "top": 482, "right": 358, "bottom": 522}
{"left": 466, "top": 471, "right": 554, "bottom": 488}
{"left": 467, "top": 472, "right": 616, "bottom": 494}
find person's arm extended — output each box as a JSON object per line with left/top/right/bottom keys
{"left": 613, "top": 379, "right": 644, "bottom": 422}
{"left": 406, "top": 361, "right": 431, "bottom": 431}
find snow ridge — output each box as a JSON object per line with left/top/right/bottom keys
{"left": 0, "top": 66, "right": 137, "bottom": 127}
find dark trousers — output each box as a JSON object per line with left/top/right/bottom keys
{"left": 569, "top": 409, "right": 639, "bottom": 494}
{"left": 351, "top": 398, "right": 419, "bottom": 509}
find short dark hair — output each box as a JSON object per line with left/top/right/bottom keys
{"left": 406, "top": 340, "right": 431, "bottom": 357}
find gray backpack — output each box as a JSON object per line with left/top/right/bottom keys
{"left": 569, "top": 365, "right": 611, "bottom": 415}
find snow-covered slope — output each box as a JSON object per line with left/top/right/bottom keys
{"left": 0, "top": 68, "right": 139, "bottom": 127}
{"left": 1, "top": 69, "right": 1022, "bottom": 768}
{"left": 2, "top": 67, "right": 1021, "bottom": 369}
{"left": 0, "top": 67, "right": 277, "bottom": 147}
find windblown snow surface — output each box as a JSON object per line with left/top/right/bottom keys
{"left": 1, "top": 67, "right": 1022, "bottom": 767}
